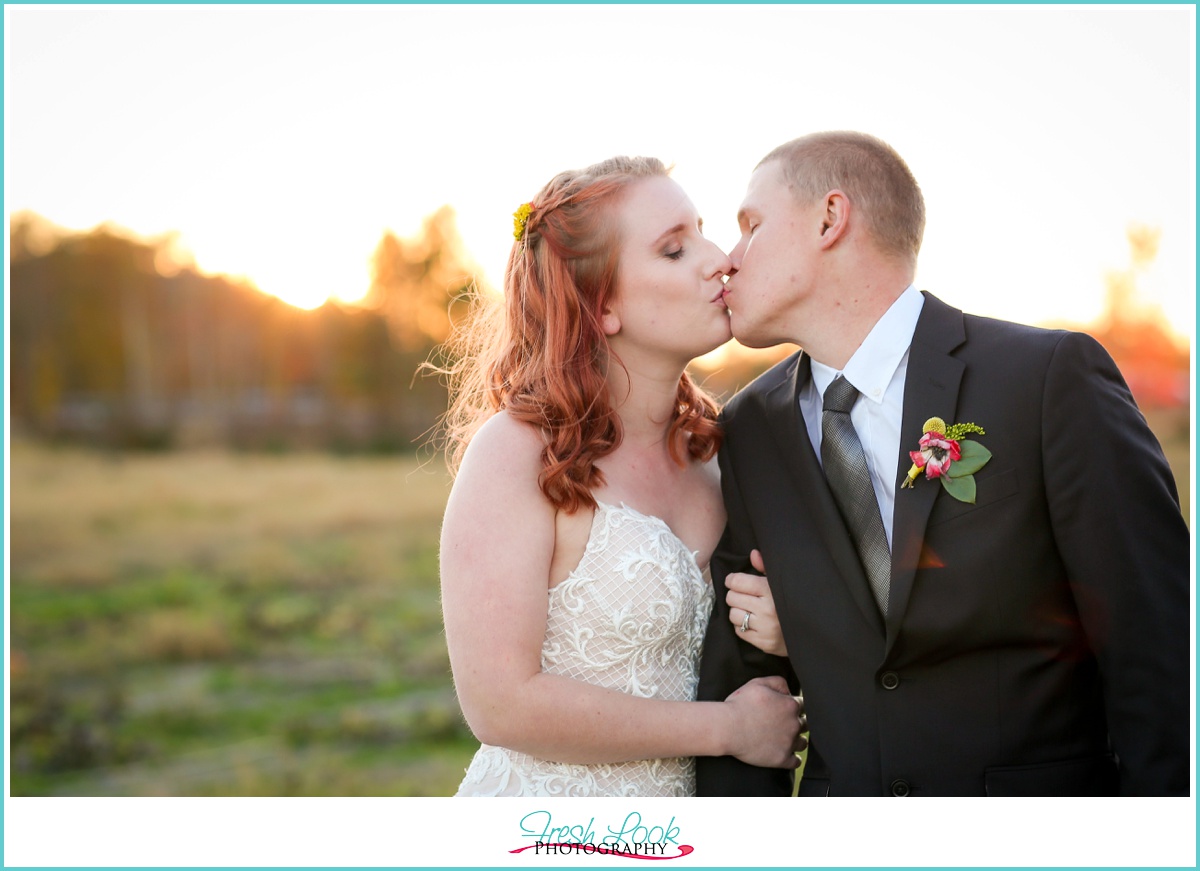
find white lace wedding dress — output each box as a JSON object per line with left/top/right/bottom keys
{"left": 455, "top": 501, "right": 715, "bottom": 796}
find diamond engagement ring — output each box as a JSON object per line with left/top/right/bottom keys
{"left": 739, "top": 611, "right": 751, "bottom": 633}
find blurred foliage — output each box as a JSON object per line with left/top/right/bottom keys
{"left": 1081, "top": 225, "right": 1191, "bottom": 408}
{"left": 9, "top": 210, "right": 476, "bottom": 452}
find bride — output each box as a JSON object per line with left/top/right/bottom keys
{"left": 439, "top": 156, "right": 802, "bottom": 797}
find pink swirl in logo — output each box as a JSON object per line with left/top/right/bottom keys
{"left": 509, "top": 842, "right": 695, "bottom": 860}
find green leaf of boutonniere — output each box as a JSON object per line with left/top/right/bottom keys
{"left": 940, "top": 473, "right": 977, "bottom": 504}
{"left": 946, "top": 439, "right": 992, "bottom": 478}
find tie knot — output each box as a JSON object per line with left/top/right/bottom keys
{"left": 823, "top": 375, "right": 859, "bottom": 414}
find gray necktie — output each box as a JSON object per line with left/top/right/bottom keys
{"left": 822, "top": 375, "right": 891, "bottom": 616}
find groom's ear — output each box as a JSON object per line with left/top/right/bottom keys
{"left": 818, "top": 190, "right": 851, "bottom": 249}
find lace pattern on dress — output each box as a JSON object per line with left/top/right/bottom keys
{"left": 455, "top": 501, "right": 714, "bottom": 796}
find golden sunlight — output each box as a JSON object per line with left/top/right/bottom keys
{"left": 196, "top": 243, "right": 373, "bottom": 310}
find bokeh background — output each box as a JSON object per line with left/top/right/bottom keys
{"left": 6, "top": 6, "right": 1193, "bottom": 797}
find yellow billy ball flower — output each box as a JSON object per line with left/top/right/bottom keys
{"left": 512, "top": 202, "right": 533, "bottom": 241}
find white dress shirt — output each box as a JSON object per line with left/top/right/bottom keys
{"left": 799, "top": 285, "right": 925, "bottom": 548}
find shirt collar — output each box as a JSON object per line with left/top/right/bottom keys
{"left": 811, "top": 285, "right": 924, "bottom": 404}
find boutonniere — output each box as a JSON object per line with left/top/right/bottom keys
{"left": 901, "top": 417, "right": 991, "bottom": 503}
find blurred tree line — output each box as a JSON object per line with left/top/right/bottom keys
{"left": 9, "top": 209, "right": 474, "bottom": 452}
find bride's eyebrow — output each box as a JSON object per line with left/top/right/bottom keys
{"left": 652, "top": 224, "right": 687, "bottom": 246}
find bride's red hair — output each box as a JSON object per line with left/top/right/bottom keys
{"left": 440, "top": 156, "right": 722, "bottom": 513}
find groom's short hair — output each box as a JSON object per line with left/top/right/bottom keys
{"left": 760, "top": 131, "right": 925, "bottom": 264}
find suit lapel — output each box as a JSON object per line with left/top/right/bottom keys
{"left": 763, "top": 352, "right": 886, "bottom": 637}
{"left": 885, "top": 293, "right": 967, "bottom": 654}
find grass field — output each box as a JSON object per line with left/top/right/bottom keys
{"left": 8, "top": 408, "right": 1190, "bottom": 796}
{"left": 9, "top": 440, "right": 475, "bottom": 796}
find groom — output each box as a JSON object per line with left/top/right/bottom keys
{"left": 696, "top": 132, "right": 1190, "bottom": 796}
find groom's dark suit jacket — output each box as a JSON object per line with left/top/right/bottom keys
{"left": 696, "top": 292, "right": 1190, "bottom": 796}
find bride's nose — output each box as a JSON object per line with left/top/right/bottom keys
{"left": 707, "top": 242, "right": 732, "bottom": 280}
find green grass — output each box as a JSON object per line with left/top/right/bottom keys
{"left": 9, "top": 440, "right": 475, "bottom": 796}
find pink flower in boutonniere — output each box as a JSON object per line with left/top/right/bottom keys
{"left": 910, "top": 429, "right": 961, "bottom": 479}
{"left": 901, "top": 417, "right": 991, "bottom": 503}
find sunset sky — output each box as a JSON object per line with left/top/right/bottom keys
{"left": 6, "top": 5, "right": 1195, "bottom": 342}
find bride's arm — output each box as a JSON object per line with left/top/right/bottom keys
{"left": 440, "top": 412, "right": 800, "bottom": 769}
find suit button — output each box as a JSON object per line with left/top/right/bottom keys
{"left": 891, "top": 779, "right": 911, "bottom": 797}
{"left": 880, "top": 671, "right": 900, "bottom": 690}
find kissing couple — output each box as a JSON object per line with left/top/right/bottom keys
{"left": 438, "top": 132, "right": 1189, "bottom": 797}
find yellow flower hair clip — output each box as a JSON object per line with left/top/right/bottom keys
{"left": 512, "top": 202, "right": 534, "bottom": 241}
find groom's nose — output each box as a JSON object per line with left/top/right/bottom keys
{"left": 727, "top": 238, "right": 746, "bottom": 272}
{"left": 725, "top": 252, "right": 739, "bottom": 276}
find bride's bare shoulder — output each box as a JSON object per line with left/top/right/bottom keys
{"left": 454, "top": 410, "right": 547, "bottom": 497}
{"left": 442, "top": 410, "right": 556, "bottom": 577}
{"left": 464, "top": 410, "right": 543, "bottom": 461}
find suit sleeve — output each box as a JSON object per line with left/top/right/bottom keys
{"left": 695, "top": 421, "right": 798, "bottom": 797}
{"left": 1042, "top": 331, "right": 1190, "bottom": 795}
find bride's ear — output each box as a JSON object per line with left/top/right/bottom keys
{"left": 601, "top": 305, "right": 621, "bottom": 336}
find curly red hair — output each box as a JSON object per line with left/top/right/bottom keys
{"left": 440, "top": 156, "right": 722, "bottom": 513}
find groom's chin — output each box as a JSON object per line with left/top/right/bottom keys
{"left": 727, "top": 311, "right": 787, "bottom": 349}
{"left": 728, "top": 326, "right": 773, "bottom": 350}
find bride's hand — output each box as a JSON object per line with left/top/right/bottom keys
{"left": 722, "top": 676, "right": 804, "bottom": 769}
{"left": 726, "top": 549, "right": 788, "bottom": 656}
